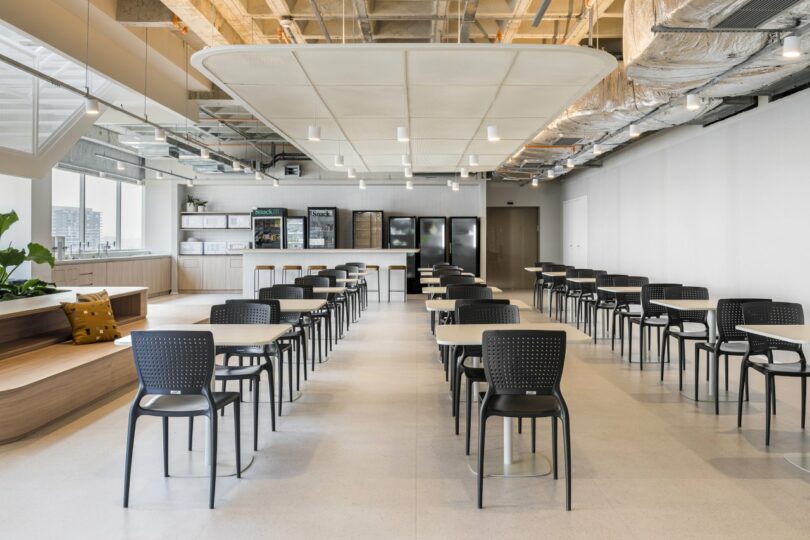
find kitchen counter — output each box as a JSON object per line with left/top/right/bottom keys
{"left": 237, "top": 249, "right": 418, "bottom": 254}
{"left": 54, "top": 253, "right": 171, "bottom": 265}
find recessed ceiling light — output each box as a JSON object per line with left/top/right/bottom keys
{"left": 402, "top": 154, "right": 412, "bottom": 166}
{"left": 404, "top": 166, "right": 413, "bottom": 178}
{"left": 307, "top": 125, "right": 321, "bottom": 141}
{"left": 200, "top": 148, "right": 210, "bottom": 159}
{"left": 593, "top": 144, "right": 604, "bottom": 155}
{"left": 460, "top": 167, "right": 469, "bottom": 178}
{"left": 487, "top": 125, "right": 500, "bottom": 142}
{"left": 469, "top": 154, "right": 479, "bottom": 166}
{"left": 85, "top": 98, "right": 100, "bottom": 115}
{"left": 358, "top": 178, "right": 367, "bottom": 190}
{"left": 686, "top": 94, "right": 700, "bottom": 110}
{"left": 154, "top": 128, "right": 166, "bottom": 141}
{"left": 334, "top": 154, "right": 345, "bottom": 167}
{"left": 629, "top": 124, "right": 641, "bottom": 138}
{"left": 566, "top": 158, "right": 575, "bottom": 169}
{"left": 347, "top": 167, "right": 357, "bottom": 179}
{"left": 116, "top": 161, "right": 125, "bottom": 171}
{"left": 405, "top": 180, "right": 413, "bottom": 190}
{"left": 783, "top": 36, "right": 801, "bottom": 58}
{"left": 396, "top": 126, "right": 409, "bottom": 142}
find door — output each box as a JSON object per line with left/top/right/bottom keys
{"left": 563, "top": 196, "right": 588, "bottom": 268}
{"left": 486, "top": 207, "right": 538, "bottom": 290}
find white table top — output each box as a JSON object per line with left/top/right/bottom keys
{"left": 422, "top": 286, "right": 502, "bottom": 295}
{"left": 542, "top": 271, "right": 567, "bottom": 277}
{"left": 567, "top": 277, "right": 596, "bottom": 283}
{"left": 435, "top": 323, "right": 592, "bottom": 346}
{"left": 652, "top": 299, "right": 718, "bottom": 311}
{"left": 598, "top": 286, "right": 642, "bottom": 293}
{"left": 313, "top": 286, "right": 346, "bottom": 294}
{"left": 348, "top": 272, "right": 368, "bottom": 277}
{"left": 524, "top": 267, "right": 543, "bottom": 272}
{"left": 420, "top": 276, "right": 485, "bottom": 285}
{"left": 736, "top": 324, "right": 810, "bottom": 345}
{"left": 114, "top": 323, "right": 292, "bottom": 347}
{"left": 278, "top": 299, "right": 327, "bottom": 312}
{"left": 336, "top": 278, "right": 359, "bottom": 284}
{"left": 425, "top": 299, "right": 531, "bottom": 312}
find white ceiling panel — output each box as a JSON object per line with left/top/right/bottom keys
{"left": 192, "top": 45, "right": 616, "bottom": 173}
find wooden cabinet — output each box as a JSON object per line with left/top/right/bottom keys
{"left": 52, "top": 262, "right": 106, "bottom": 287}
{"left": 107, "top": 260, "right": 145, "bottom": 287}
{"left": 178, "top": 256, "right": 204, "bottom": 291}
{"left": 202, "top": 257, "right": 228, "bottom": 290}
{"left": 53, "top": 257, "right": 171, "bottom": 297}
{"left": 177, "top": 256, "right": 242, "bottom": 292}
{"left": 226, "top": 256, "right": 243, "bottom": 290}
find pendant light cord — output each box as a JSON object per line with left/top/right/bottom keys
{"left": 84, "top": 0, "right": 90, "bottom": 93}
{"left": 143, "top": 28, "right": 148, "bottom": 119}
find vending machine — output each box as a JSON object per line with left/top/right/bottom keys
{"left": 252, "top": 208, "right": 287, "bottom": 249}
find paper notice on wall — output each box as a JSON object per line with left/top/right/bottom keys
{"left": 310, "top": 238, "right": 325, "bottom": 247}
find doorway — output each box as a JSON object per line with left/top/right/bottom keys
{"left": 486, "top": 207, "right": 539, "bottom": 290}
{"left": 562, "top": 196, "right": 588, "bottom": 267}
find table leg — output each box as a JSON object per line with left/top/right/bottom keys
{"left": 707, "top": 310, "right": 717, "bottom": 397}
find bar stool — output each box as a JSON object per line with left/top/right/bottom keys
{"left": 307, "top": 265, "right": 326, "bottom": 275}
{"left": 282, "top": 265, "right": 303, "bottom": 283}
{"left": 253, "top": 265, "right": 275, "bottom": 298}
{"left": 366, "top": 264, "right": 380, "bottom": 302}
{"left": 388, "top": 265, "right": 407, "bottom": 302}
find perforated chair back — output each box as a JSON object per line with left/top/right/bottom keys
{"left": 210, "top": 302, "right": 272, "bottom": 324}
{"left": 482, "top": 330, "right": 567, "bottom": 396}
{"left": 296, "top": 276, "right": 330, "bottom": 300}
{"left": 433, "top": 263, "right": 452, "bottom": 269}
{"left": 225, "top": 298, "right": 281, "bottom": 324}
{"left": 445, "top": 284, "right": 493, "bottom": 300}
{"left": 345, "top": 262, "right": 367, "bottom": 270}
{"left": 433, "top": 268, "right": 462, "bottom": 277}
{"left": 440, "top": 275, "right": 476, "bottom": 286}
{"left": 574, "top": 269, "right": 595, "bottom": 278}
{"left": 453, "top": 299, "right": 509, "bottom": 312}
{"left": 336, "top": 264, "right": 359, "bottom": 275}
{"left": 742, "top": 301, "right": 804, "bottom": 355}
{"left": 641, "top": 283, "right": 681, "bottom": 318}
{"left": 319, "top": 269, "right": 347, "bottom": 280}
{"left": 663, "top": 286, "right": 709, "bottom": 326}
{"left": 260, "top": 284, "right": 305, "bottom": 300}
{"left": 595, "top": 274, "right": 627, "bottom": 302}
{"left": 716, "top": 298, "right": 771, "bottom": 343}
{"left": 131, "top": 330, "right": 215, "bottom": 395}
{"left": 457, "top": 303, "right": 519, "bottom": 325}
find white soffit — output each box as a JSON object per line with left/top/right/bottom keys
{"left": 192, "top": 45, "right": 616, "bottom": 174}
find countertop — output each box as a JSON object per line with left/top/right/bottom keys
{"left": 55, "top": 253, "right": 171, "bottom": 265}
{"left": 240, "top": 248, "right": 419, "bottom": 254}
{"left": 0, "top": 287, "right": 148, "bottom": 320}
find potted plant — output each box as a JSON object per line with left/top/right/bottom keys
{"left": 0, "top": 211, "right": 57, "bottom": 301}
{"left": 184, "top": 194, "right": 197, "bottom": 212}
{"left": 196, "top": 199, "right": 208, "bottom": 212}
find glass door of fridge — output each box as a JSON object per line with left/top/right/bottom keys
{"left": 450, "top": 217, "right": 479, "bottom": 275}
{"left": 418, "top": 217, "right": 447, "bottom": 269}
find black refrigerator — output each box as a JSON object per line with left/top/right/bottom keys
{"left": 449, "top": 217, "right": 479, "bottom": 275}
{"left": 418, "top": 217, "right": 447, "bottom": 269}
{"left": 307, "top": 207, "right": 338, "bottom": 249}
{"left": 389, "top": 216, "right": 418, "bottom": 292}
{"left": 285, "top": 216, "right": 307, "bottom": 249}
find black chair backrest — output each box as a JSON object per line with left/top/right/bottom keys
{"left": 260, "top": 284, "right": 305, "bottom": 300}
{"left": 616, "top": 275, "right": 648, "bottom": 305}
{"left": 457, "top": 303, "right": 519, "bottom": 325}
{"left": 296, "top": 276, "right": 330, "bottom": 300}
{"left": 440, "top": 275, "right": 476, "bottom": 286}
{"left": 225, "top": 298, "right": 281, "bottom": 323}
{"left": 319, "top": 269, "right": 347, "bottom": 280}
{"left": 345, "top": 262, "right": 367, "bottom": 270}
{"left": 575, "top": 269, "right": 595, "bottom": 278}
{"left": 742, "top": 301, "right": 804, "bottom": 354}
{"left": 565, "top": 268, "right": 578, "bottom": 278}
{"left": 131, "top": 330, "right": 215, "bottom": 396}
{"left": 445, "top": 284, "right": 493, "bottom": 300}
{"left": 210, "top": 302, "right": 272, "bottom": 324}
{"left": 640, "top": 283, "right": 680, "bottom": 317}
{"left": 433, "top": 263, "right": 452, "bottom": 269}
{"left": 595, "top": 274, "right": 627, "bottom": 302}
{"left": 433, "top": 268, "right": 462, "bottom": 277}
{"left": 535, "top": 261, "right": 554, "bottom": 267}
{"left": 453, "top": 299, "right": 509, "bottom": 312}
{"left": 336, "top": 264, "right": 359, "bottom": 275}
{"left": 716, "top": 298, "right": 771, "bottom": 343}
{"left": 482, "top": 330, "right": 567, "bottom": 396}
{"left": 663, "top": 286, "right": 709, "bottom": 326}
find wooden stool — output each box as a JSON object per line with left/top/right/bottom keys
{"left": 387, "top": 265, "right": 407, "bottom": 302}
{"left": 254, "top": 265, "right": 275, "bottom": 297}
{"left": 366, "top": 264, "right": 381, "bottom": 302}
{"left": 282, "top": 265, "right": 303, "bottom": 283}
{"left": 307, "top": 265, "right": 326, "bottom": 275}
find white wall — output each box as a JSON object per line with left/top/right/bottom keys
{"left": 486, "top": 181, "right": 563, "bottom": 263}
{"left": 0, "top": 174, "right": 33, "bottom": 279}
{"left": 560, "top": 89, "right": 810, "bottom": 309}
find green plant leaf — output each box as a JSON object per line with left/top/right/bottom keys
{"left": 25, "top": 242, "right": 55, "bottom": 267}
{"left": 0, "top": 247, "right": 26, "bottom": 269}
{"left": 0, "top": 211, "right": 19, "bottom": 238}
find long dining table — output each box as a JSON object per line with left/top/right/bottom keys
{"left": 435, "top": 322, "right": 590, "bottom": 477}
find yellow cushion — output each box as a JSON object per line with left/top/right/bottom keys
{"left": 61, "top": 299, "right": 122, "bottom": 345}
{"left": 76, "top": 289, "right": 109, "bottom": 302}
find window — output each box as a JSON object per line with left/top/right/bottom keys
{"left": 51, "top": 168, "right": 144, "bottom": 252}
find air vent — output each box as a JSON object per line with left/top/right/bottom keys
{"left": 283, "top": 164, "right": 301, "bottom": 177}
{"left": 715, "top": 0, "right": 802, "bottom": 29}
{"left": 552, "top": 136, "right": 582, "bottom": 146}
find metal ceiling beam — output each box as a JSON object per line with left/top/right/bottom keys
{"left": 308, "top": 0, "right": 332, "bottom": 43}
{"left": 531, "top": 0, "right": 552, "bottom": 28}
{"left": 459, "top": 0, "right": 480, "bottom": 42}
{"left": 502, "top": 0, "right": 533, "bottom": 43}
{"left": 159, "top": 0, "right": 243, "bottom": 45}
{"left": 353, "top": 0, "right": 374, "bottom": 42}
{"left": 563, "top": 0, "right": 616, "bottom": 45}
{"left": 264, "top": 0, "right": 307, "bottom": 43}
{"left": 432, "top": 0, "right": 449, "bottom": 43}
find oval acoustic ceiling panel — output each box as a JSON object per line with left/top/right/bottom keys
{"left": 191, "top": 44, "right": 616, "bottom": 175}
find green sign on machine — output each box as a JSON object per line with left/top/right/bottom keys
{"left": 252, "top": 207, "right": 287, "bottom": 217}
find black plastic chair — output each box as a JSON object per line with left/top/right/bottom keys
{"left": 260, "top": 286, "right": 308, "bottom": 394}
{"left": 660, "top": 286, "right": 709, "bottom": 392}
{"left": 628, "top": 283, "right": 680, "bottom": 367}
{"left": 584, "top": 274, "right": 627, "bottom": 342}
{"left": 612, "top": 276, "right": 649, "bottom": 354}
{"left": 738, "top": 301, "right": 808, "bottom": 445}
{"left": 478, "top": 330, "right": 571, "bottom": 510}
{"left": 336, "top": 264, "right": 362, "bottom": 320}
{"left": 346, "top": 262, "right": 369, "bottom": 308}
{"left": 446, "top": 284, "right": 493, "bottom": 300}
{"left": 318, "top": 269, "right": 349, "bottom": 340}
{"left": 123, "top": 330, "right": 241, "bottom": 509}
{"left": 695, "top": 298, "right": 771, "bottom": 414}
{"left": 440, "top": 275, "right": 477, "bottom": 287}
{"left": 452, "top": 303, "right": 519, "bottom": 455}
{"left": 532, "top": 261, "right": 555, "bottom": 311}
{"left": 296, "top": 275, "right": 331, "bottom": 363}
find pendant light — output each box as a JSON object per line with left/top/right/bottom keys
{"left": 186, "top": 179, "right": 194, "bottom": 187}
{"left": 358, "top": 178, "right": 367, "bottom": 190}
{"left": 307, "top": 125, "right": 321, "bottom": 141}
{"left": 155, "top": 171, "right": 164, "bottom": 180}
{"left": 629, "top": 124, "right": 641, "bottom": 138}
{"left": 85, "top": 98, "right": 100, "bottom": 115}
{"left": 273, "top": 178, "right": 279, "bottom": 187}
{"left": 531, "top": 177, "right": 539, "bottom": 187}
{"left": 334, "top": 154, "right": 345, "bottom": 167}
{"left": 116, "top": 161, "right": 125, "bottom": 171}
{"left": 566, "top": 158, "right": 575, "bottom": 169}
{"left": 783, "top": 36, "right": 801, "bottom": 58}
{"left": 447, "top": 178, "right": 453, "bottom": 187}
{"left": 452, "top": 181, "right": 460, "bottom": 192}
{"left": 487, "top": 125, "right": 500, "bottom": 142}
{"left": 686, "top": 94, "right": 700, "bottom": 110}
{"left": 593, "top": 143, "right": 604, "bottom": 155}
{"left": 404, "top": 166, "right": 413, "bottom": 178}
{"left": 460, "top": 167, "right": 469, "bottom": 178}
{"left": 468, "top": 154, "right": 479, "bottom": 166}
{"left": 200, "top": 148, "right": 210, "bottom": 159}
{"left": 547, "top": 169, "right": 555, "bottom": 179}
{"left": 255, "top": 171, "right": 263, "bottom": 180}
{"left": 405, "top": 180, "right": 413, "bottom": 190}
{"left": 396, "top": 126, "right": 409, "bottom": 142}
{"left": 401, "top": 154, "right": 412, "bottom": 167}
{"left": 232, "top": 160, "right": 242, "bottom": 172}
{"left": 347, "top": 167, "right": 357, "bottom": 179}
{"left": 137, "top": 179, "right": 144, "bottom": 186}
{"left": 154, "top": 127, "right": 166, "bottom": 141}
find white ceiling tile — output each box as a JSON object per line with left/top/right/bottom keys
{"left": 489, "top": 86, "right": 578, "bottom": 118}
{"left": 271, "top": 118, "right": 342, "bottom": 141}
{"left": 230, "top": 85, "right": 320, "bottom": 119}
{"left": 506, "top": 50, "right": 610, "bottom": 86}
{"left": 200, "top": 52, "right": 309, "bottom": 85}
{"left": 320, "top": 86, "right": 407, "bottom": 118}
{"left": 352, "top": 140, "right": 409, "bottom": 154}
{"left": 409, "top": 86, "right": 499, "bottom": 118}
{"left": 474, "top": 118, "right": 548, "bottom": 140}
{"left": 338, "top": 118, "right": 405, "bottom": 140}
{"left": 407, "top": 50, "right": 515, "bottom": 86}
{"left": 362, "top": 155, "right": 403, "bottom": 167}
{"left": 294, "top": 139, "right": 342, "bottom": 154}
{"left": 411, "top": 118, "right": 480, "bottom": 140}
{"left": 413, "top": 154, "right": 459, "bottom": 167}
{"left": 295, "top": 49, "right": 405, "bottom": 85}
{"left": 411, "top": 139, "right": 470, "bottom": 155}
{"left": 466, "top": 139, "right": 524, "bottom": 154}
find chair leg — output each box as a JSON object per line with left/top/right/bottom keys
{"left": 253, "top": 375, "right": 260, "bottom": 451}
{"left": 233, "top": 401, "right": 242, "bottom": 479}
{"left": 518, "top": 417, "right": 522, "bottom": 434}
{"left": 477, "top": 413, "right": 487, "bottom": 509}
{"left": 628, "top": 322, "right": 633, "bottom": 362}
{"left": 551, "top": 416, "right": 558, "bottom": 479}
{"left": 122, "top": 411, "right": 138, "bottom": 508}
{"left": 802, "top": 378, "right": 807, "bottom": 429}
{"left": 209, "top": 413, "right": 218, "bottom": 509}
{"left": 737, "top": 359, "right": 748, "bottom": 427}
{"left": 265, "top": 359, "right": 276, "bottom": 431}
{"left": 531, "top": 418, "right": 536, "bottom": 454}
{"left": 162, "top": 417, "right": 169, "bottom": 477}
{"left": 765, "top": 374, "right": 772, "bottom": 446}
{"left": 714, "top": 351, "right": 720, "bottom": 415}
{"left": 562, "top": 412, "right": 572, "bottom": 511}
{"left": 188, "top": 417, "right": 194, "bottom": 451}
{"left": 465, "top": 377, "right": 474, "bottom": 456}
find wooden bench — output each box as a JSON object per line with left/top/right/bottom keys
{"left": 0, "top": 288, "right": 210, "bottom": 444}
